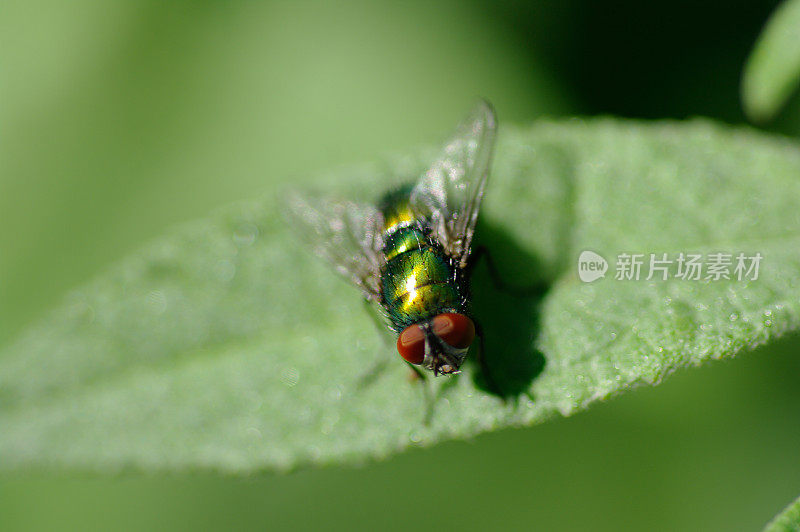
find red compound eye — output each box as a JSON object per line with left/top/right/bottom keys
{"left": 432, "top": 313, "right": 475, "bottom": 349}
{"left": 396, "top": 313, "right": 476, "bottom": 365}
{"left": 397, "top": 324, "right": 425, "bottom": 364}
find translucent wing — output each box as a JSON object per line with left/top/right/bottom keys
{"left": 410, "top": 100, "right": 497, "bottom": 267}
{"left": 283, "top": 191, "right": 384, "bottom": 301}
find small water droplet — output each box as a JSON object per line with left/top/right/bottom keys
{"left": 233, "top": 223, "right": 259, "bottom": 246}
{"left": 308, "top": 446, "right": 322, "bottom": 460}
{"left": 320, "top": 413, "right": 340, "bottom": 435}
{"left": 327, "top": 387, "right": 342, "bottom": 402}
{"left": 215, "top": 260, "right": 236, "bottom": 282}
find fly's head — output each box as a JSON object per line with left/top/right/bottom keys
{"left": 396, "top": 313, "right": 475, "bottom": 375}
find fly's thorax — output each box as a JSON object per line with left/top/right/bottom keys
{"left": 378, "top": 183, "right": 416, "bottom": 235}
{"left": 381, "top": 225, "right": 426, "bottom": 261}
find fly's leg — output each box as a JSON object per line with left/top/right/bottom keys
{"left": 356, "top": 358, "right": 391, "bottom": 391}
{"left": 468, "top": 245, "right": 548, "bottom": 297}
{"left": 474, "top": 322, "right": 505, "bottom": 397}
{"left": 358, "top": 301, "right": 439, "bottom": 424}
{"left": 356, "top": 298, "right": 393, "bottom": 390}
{"left": 363, "top": 298, "right": 393, "bottom": 346}
{"left": 406, "top": 362, "right": 437, "bottom": 425}
{"left": 407, "top": 361, "right": 427, "bottom": 381}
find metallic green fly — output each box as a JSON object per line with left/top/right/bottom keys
{"left": 286, "top": 101, "right": 496, "bottom": 377}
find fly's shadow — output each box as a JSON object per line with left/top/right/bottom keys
{"left": 467, "top": 218, "right": 550, "bottom": 400}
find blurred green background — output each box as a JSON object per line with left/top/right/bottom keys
{"left": 2, "top": 0, "right": 799, "bottom": 530}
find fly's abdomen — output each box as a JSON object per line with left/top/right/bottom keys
{"left": 380, "top": 237, "right": 461, "bottom": 331}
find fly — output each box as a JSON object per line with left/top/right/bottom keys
{"left": 285, "top": 101, "right": 496, "bottom": 377}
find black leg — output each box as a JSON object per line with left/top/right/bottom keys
{"left": 355, "top": 357, "right": 390, "bottom": 390}
{"left": 473, "top": 323, "right": 505, "bottom": 397}
{"left": 405, "top": 362, "right": 437, "bottom": 425}
{"left": 362, "top": 298, "right": 393, "bottom": 346}
{"left": 468, "top": 245, "right": 548, "bottom": 297}
{"left": 407, "top": 361, "right": 427, "bottom": 381}
{"left": 355, "top": 299, "right": 394, "bottom": 390}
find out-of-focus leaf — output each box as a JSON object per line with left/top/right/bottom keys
{"left": 765, "top": 494, "right": 800, "bottom": 532}
{"left": 742, "top": 0, "right": 800, "bottom": 122}
{"left": 1, "top": 118, "right": 800, "bottom": 473}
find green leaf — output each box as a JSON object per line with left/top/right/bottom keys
{"left": 2, "top": 118, "right": 800, "bottom": 474}
{"left": 742, "top": 0, "right": 800, "bottom": 122}
{"left": 765, "top": 495, "right": 800, "bottom": 532}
